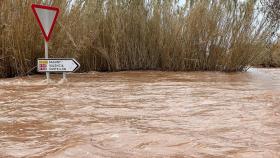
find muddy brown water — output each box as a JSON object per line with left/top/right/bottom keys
{"left": 0, "top": 68, "right": 279, "bottom": 158}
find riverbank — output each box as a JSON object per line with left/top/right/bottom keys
{"left": 1, "top": 1, "right": 278, "bottom": 78}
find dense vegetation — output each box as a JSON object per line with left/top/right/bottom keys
{"left": 0, "top": 0, "right": 279, "bottom": 78}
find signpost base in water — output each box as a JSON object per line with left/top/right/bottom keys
{"left": 63, "top": 72, "right": 67, "bottom": 80}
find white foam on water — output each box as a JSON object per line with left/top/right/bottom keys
{"left": 57, "top": 78, "right": 69, "bottom": 85}
{"left": 111, "top": 134, "right": 120, "bottom": 138}
{"left": 0, "top": 79, "right": 49, "bottom": 86}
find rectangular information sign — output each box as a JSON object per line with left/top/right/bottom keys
{"left": 37, "top": 58, "right": 80, "bottom": 73}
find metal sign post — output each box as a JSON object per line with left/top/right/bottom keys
{"left": 32, "top": 4, "right": 59, "bottom": 81}
{"left": 63, "top": 72, "right": 67, "bottom": 80}
{"left": 32, "top": 4, "right": 80, "bottom": 81}
{"left": 44, "top": 40, "right": 50, "bottom": 80}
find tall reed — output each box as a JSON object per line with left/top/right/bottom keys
{"left": 0, "top": 0, "right": 278, "bottom": 78}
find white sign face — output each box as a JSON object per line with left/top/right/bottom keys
{"left": 31, "top": 4, "right": 59, "bottom": 41}
{"left": 38, "top": 59, "right": 80, "bottom": 73}
{"left": 35, "top": 8, "right": 57, "bottom": 36}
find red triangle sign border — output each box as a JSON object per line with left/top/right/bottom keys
{"left": 31, "top": 4, "right": 59, "bottom": 42}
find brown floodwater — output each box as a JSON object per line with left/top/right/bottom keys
{"left": 0, "top": 68, "right": 279, "bottom": 158}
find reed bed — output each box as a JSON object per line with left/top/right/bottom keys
{"left": 260, "top": 42, "right": 280, "bottom": 67}
{"left": 0, "top": 0, "right": 278, "bottom": 78}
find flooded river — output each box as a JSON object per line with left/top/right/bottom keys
{"left": 0, "top": 68, "right": 279, "bottom": 158}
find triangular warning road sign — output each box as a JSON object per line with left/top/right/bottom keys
{"left": 31, "top": 4, "right": 59, "bottom": 42}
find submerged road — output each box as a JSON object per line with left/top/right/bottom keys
{"left": 0, "top": 68, "right": 279, "bottom": 158}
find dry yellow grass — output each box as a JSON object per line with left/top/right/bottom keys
{"left": 0, "top": 0, "right": 278, "bottom": 78}
{"left": 260, "top": 42, "right": 280, "bottom": 67}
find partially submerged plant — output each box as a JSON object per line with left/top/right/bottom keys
{"left": 0, "top": 0, "right": 278, "bottom": 77}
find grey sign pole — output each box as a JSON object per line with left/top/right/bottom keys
{"left": 63, "top": 72, "right": 67, "bottom": 80}
{"left": 44, "top": 40, "right": 50, "bottom": 81}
